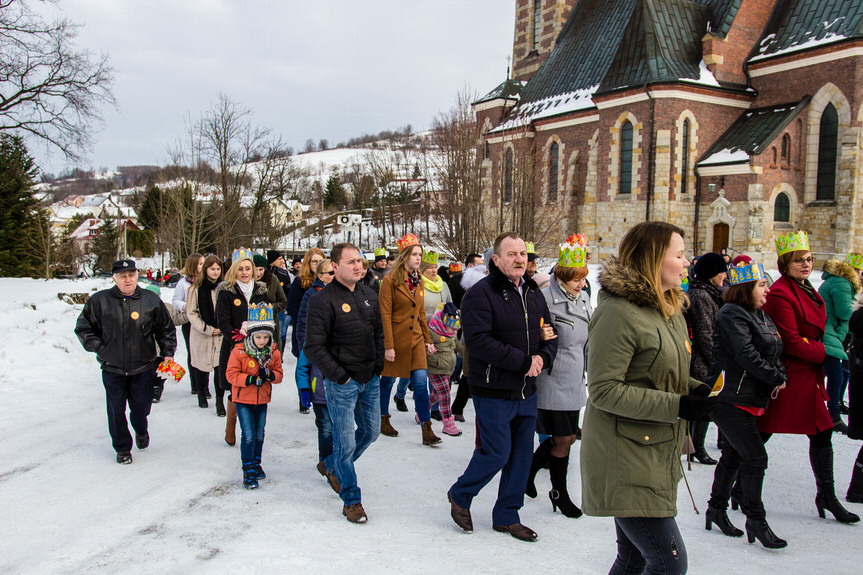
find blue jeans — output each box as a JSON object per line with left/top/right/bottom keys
{"left": 825, "top": 355, "right": 844, "bottom": 417}
{"left": 278, "top": 311, "right": 290, "bottom": 351}
{"left": 381, "top": 370, "right": 431, "bottom": 421}
{"left": 235, "top": 403, "right": 267, "bottom": 465}
{"left": 610, "top": 517, "right": 688, "bottom": 575}
{"left": 448, "top": 393, "right": 537, "bottom": 526}
{"left": 394, "top": 377, "right": 411, "bottom": 400}
{"left": 313, "top": 402, "right": 333, "bottom": 469}
{"left": 326, "top": 376, "right": 381, "bottom": 506}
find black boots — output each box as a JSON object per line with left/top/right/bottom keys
{"left": 705, "top": 506, "right": 743, "bottom": 537}
{"left": 548, "top": 455, "right": 582, "bottom": 518}
{"left": 810, "top": 446, "right": 860, "bottom": 523}
{"left": 690, "top": 419, "right": 718, "bottom": 464}
{"left": 525, "top": 439, "right": 553, "bottom": 498}
{"left": 847, "top": 448, "right": 863, "bottom": 503}
{"left": 745, "top": 518, "right": 787, "bottom": 549}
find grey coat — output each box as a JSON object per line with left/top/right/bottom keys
{"left": 536, "top": 276, "right": 592, "bottom": 411}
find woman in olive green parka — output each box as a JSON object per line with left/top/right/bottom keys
{"left": 580, "top": 222, "right": 713, "bottom": 575}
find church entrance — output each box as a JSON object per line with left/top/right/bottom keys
{"left": 712, "top": 223, "right": 729, "bottom": 253}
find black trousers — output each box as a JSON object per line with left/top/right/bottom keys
{"left": 102, "top": 371, "right": 153, "bottom": 452}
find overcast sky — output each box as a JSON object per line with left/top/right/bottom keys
{"left": 34, "top": 1, "right": 515, "bottom": 175}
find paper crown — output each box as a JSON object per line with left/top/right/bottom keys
{"left": 449, "top": 262, "right": 463, "bottom": 273}
{"left": 443, "top": 311, "right": 461, "bottom": 330}
{"left": 232, "top": 247, "right": 254, "bottom": 264}
{"left": 728, "top": 261, "right": 767, "bottom": 285}
{"left": 374, "top": 247, "right": 387, "bottom": 260}
{"left": 845, "top": 252, "right": 863, "bottom": 270}
{"left": 525, "top": 242, "right": 535, "bottom": 254}
{"left": 245, "top": 303, "right": 275, "bottom": 334}
{"left": 422, "top": 251, "right": 439, "bottom": 266}
{"left": 397, "top": 234, "right": 420, "bottom": 252}
{"left": 775, "top": 231, "right": 809, "bottom": 256}
{"left": 558, "top": 234, "right": 588, "bottom": 268}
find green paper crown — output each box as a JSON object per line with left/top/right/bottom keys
{"left": 558, "top": 234, "right": 587, "bottom": 268}
{"left": 232, "top": 247, "right": 254, "bottom": 264}
{"left": 422, "top": 251, "right": 439, "bottom": 266}
{"left": 775, "top": 231, "right": 809, "bottom": 256}
{"left": 525, "top": 242, "right": 535, "bottom": 254}
{"left": 374, "top": 247, "right": 387, "bottom": 257}
{"left": 728, "top": 261, "right": 766, "bottom": 285}
{"left": 845, "top": 252, "right": 863, "bottom": 270}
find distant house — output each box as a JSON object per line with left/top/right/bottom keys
{"left": 68, "top": 217, "right": 140, "bottom": 251}
{"left": 475, "top": 0, "right": 863, "bottom": 260}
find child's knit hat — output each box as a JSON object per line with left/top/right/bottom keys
{"left": 243, "top": 303, "right": 275, "bottom": 336}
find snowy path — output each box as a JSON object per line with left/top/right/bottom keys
{"left": 0, "top": 278, "right": 860, "bottom": 574}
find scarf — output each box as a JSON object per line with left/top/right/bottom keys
{"left": 406, "top": 270, "right": 421, "bottom": 294}
{"left": 236, "top": 279, "right": 254, "bottom": 302}
{"left": 244, "top": 335, "right": 273, "bottom": 368}
{"left": 197, "top": 277, "right": 218, "bottom": 328}
{"left": 422, "top": 274, "right": 444, "bottom": 293}
{"left": 794, "top": 277, "right": 822, "bottom": 307}
{"left": 556, "top": 279, "right": 580, "bottom": 302}
{"left": 428, "top": 311, "right": 457, "bottom": 338}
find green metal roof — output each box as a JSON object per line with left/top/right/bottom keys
{"left": 697, "top": 97, "right": 810, "bottom": 166}
{"left": 476, "top": 79, "right": 524, "bottom": 104}
{"left": 752, "top": 0, "right": 863, "bottom": 61}
{"left": 693, "top": 0, "right": 742, "bottom": 38}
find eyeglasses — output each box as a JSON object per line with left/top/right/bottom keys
{"left": 323, "top": 271, "right": 335, "bottom": 276}
{"left": 792, "top": 257, "right": 814, "bottom": 265}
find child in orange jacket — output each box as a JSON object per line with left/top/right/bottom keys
{"left": 225, "top": 304, "right": 283, "bottom": 489}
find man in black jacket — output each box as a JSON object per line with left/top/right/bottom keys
{"left": 447, "top": 233, "right": 557, "bottom": 542}
{"left": 304, "top": 243, "right": 384, "bottom": 524}
{"left": 75, "top": 260, "right": 176, "bottom": 464}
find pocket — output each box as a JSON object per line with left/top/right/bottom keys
{"left": 616, "top": 418, "right": 675, "bottom": 446}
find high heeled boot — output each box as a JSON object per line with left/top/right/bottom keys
{"left": 225, "top": 399, "right": 237, "bottom": 446}
{"left": 705, "top": 506, "right": 743, "bottom": 537}
{"left": 810, "top": 446, "right": 860, "bottom": 523}
{"left": 745, "top": 518, "right": 787, "bottom": 549}
{"left": 548, "top": 455, "right": 582, "bottom": 518}
{"left": 525, "top": 438, "right": 553, "bottom": 499}
{"left": 847, "top": 447, "right": 863, "bottom": 503}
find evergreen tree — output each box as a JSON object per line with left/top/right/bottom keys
{"left": 0, "top": 134, "right": 42, "bottom": 277}
{"left": 323, "top": 169, "right": 346, "bottom": 209}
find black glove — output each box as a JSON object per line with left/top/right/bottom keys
{"left": 258, "top": 367, "right": 275, "bottom": 381}
{"left": 245, "top": 375, "right": 257, "bottom": 387}
{"left": 678, "top": 395, "right": 717, "bottom": 421}
{"left": 691, "top": 384, "right": 711, "bottom": 397}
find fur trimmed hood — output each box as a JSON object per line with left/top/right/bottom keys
{"left": 823, "top": 259, "right": 862, "bottom": 295}
{"left": 215, "top": 280, "right": 268, "bottom": 299}
{"left": 598, "top": 257, "right": 675, "bottom": 311}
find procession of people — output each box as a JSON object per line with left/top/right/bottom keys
{"left": 74, "top": 225, "right": 863, "bottom": 572}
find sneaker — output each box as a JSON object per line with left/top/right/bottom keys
{"left": 343, "top": 503, "right": 368, "bottom": 523}
{"left": 242, "top": 463, "right": 259, "bottom": 489}
{"left": 135, "top": 432, "right": 150, "bottom": 450}
{"left": 394, "top": 396, "right": 408, "bottom": 412}
{"left": 116, "top": 451, "right": 133, "bottom": 464}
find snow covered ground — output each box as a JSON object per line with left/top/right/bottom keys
{"left": 1, "top": 276, "right": 861, "bottom": 574}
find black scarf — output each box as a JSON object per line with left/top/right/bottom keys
{"left": 197, "top": 277, "right": 219, "bottom": 328}
{"left": 794, "top": 277, "right": 822, "bottom": 307}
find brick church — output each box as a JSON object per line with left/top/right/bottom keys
{"left": 474, "top": 0, "right": 863, "bottom": 261}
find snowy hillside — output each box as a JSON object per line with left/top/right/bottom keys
{"left": 1, "top": 276, "right": 860, "bottom": 574}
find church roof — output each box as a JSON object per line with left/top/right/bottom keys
{"left": 476, "top": 79, "right": 524, "bottom": 104}
{"left": 693, "top": 0, "right": 742, "bottom": 38}
{"left": 697, "top": 97, "right": 810, "bottom": 166}
{"left": 751, "top": 0, "right": 863, "bottom": 62}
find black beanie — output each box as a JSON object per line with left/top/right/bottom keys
{"left": 267, "top": 250, "right": 282, "bottom": 265}
{"left": 693, "top": 252, "right": 728, "bottom": 281}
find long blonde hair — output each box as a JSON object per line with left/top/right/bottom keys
{"left": 389, "top": 244, "right": 423, "bottom": 285}
{"left": 618, "top": 221, "right": 687, "bottom": 319}
{"left": 224, "top": 256, "right": 254, "bottom": 287}
{"left": 300, "top": 247, "right": 326, "bottom": 289}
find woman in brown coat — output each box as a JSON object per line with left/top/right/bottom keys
{"left": 378, "top": 234, "right": 440, "bottom": 445}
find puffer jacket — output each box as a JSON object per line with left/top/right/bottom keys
{"left": 580, "top": 258, "right": 705, "bottom": 518}
{"left": 537, "top": 276, "right": 591, "bottom": 411}
{"left": 75, "top": 285, "right": 177, "bottom": 375}
{"left": 707, "top": 302, "right": 785, "bottom": 408}
{"left": 818, "top": 259, "right": 862, "bottom": 360}
{"left": 461, "top": 260, "right": 557, "bottom": 400}
{"left": 225, "top": 342, "right": 283, "bottom": 405}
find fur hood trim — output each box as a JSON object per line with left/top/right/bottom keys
{"left": 598, "top": 257, "right": 666, "bottom": 311}
{"left": 823, "top": 259, "right": 862, "bottom": 294}
{"left": 215, "top": 280, "right": 268, "bottom": 299}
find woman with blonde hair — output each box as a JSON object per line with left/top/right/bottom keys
{"left": 186, "top": 255, "right": 224, "bottom": 412}
{"left": 172, "top": 253, "right": 204, "bottom": 396}
{"left": 581, "top": 222, "right": 712, "bottom": 574}
{"left": 378, "top": 234, "right": 440, "bottom": 445}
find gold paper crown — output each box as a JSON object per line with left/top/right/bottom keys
{"left": 558, "top": 234, "right": 588, "bottom": 268}
{"left": 232, "top": 247, "right": 254, "bottom": 264}
{"left": 775, "top": 231, "right": 809, "bottom": 256}
{"left": 449, "top": 262, "right": 463, "bottom": 273}
{"left": 422, "top": 251, "right": 439, "bottom": 266}
{"left": 397, "top": 234, "right": 420, "bottom": 252}
{"left": 525, "top": 242, "right": 535, "bottom": 254}
{"left": 728, "top": 261, "right": 766, "bottom": 285}
{"left": 247, "top": 303, "right": 274, "bottom": 323}
{"left": 374, "top": 247, "right": 387, "bottom": 258}
{"left": 845, "top": 252, "right": 863, "bottom": 270}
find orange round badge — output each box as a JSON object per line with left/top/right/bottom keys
{"left": 249, "top": 360, "right": 256, "bottom": 368}
{"left": 130, "top": 311, "right": 139, "bottom": 320}
{"left": 342, "top": 303, "right": 351, "bottom": 313}
{"left": 439, "top": 336, "right": 446, "bottom": 343}
{"left": 234, "top": 298, "right": 242, "bottom": 306}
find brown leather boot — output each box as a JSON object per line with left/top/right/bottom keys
{"left": 422, "top": 420, "right": 441, "bottom": 446}
{"left": 381, "top": 414, "right": 399, "bottom": 437}
{"left": 225, "top": 399, "right": 237, "bottom": 446}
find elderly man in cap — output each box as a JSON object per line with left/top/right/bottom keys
{"left": 75, "top": 260, "right": 177, "bottom": 464}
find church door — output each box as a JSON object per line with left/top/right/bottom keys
{"left": 712, "top": 223, "right": 729, "bottom": 252}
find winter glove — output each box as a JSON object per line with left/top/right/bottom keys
{"left": 678, "top": 395, "right": 717, "bottom": 421}
{"left": 299, "top": 390, "right": 312, "bottom": 409}
{"left": 691, "top": 383, "right": 711, "bottom": 397}
{"left": 245, "top": 375, "right": 257, "bottom": 387}
{"left": 258, "top": 367, "right": 275, "bottom": 381}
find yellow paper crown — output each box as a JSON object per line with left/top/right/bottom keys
{"left": 397, "top": 234, "right": 420, "bottom": 252}
{"left": 775, "top": 231, "right": 809, "bottom": 256}
{"left": 728, "top": 261, "right": 766, "bottom": 285}
{"left": 558, "top": 234, "right": 588, "bottom": 268}
{"left": 525, "top": 242, "right": 535, "bottom": 254}
{"left": 232, "top": 247, "right": 254, "bottom": 264}
{"left": 845, "top": 252, "right": 863, "bottom": 270}
{"left": 422, "top": 251, "right": 439, "bottom": 266}
{"left": 374, "top": 247, "right": 387, "bottom": 258}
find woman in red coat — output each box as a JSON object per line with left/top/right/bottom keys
{"left": 760, "top": 232, "right": 859, "bottom": 523}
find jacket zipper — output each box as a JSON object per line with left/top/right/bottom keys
{"left": 736, "top": 370, "right": 747, "bottom": 395}
{"left": 520, "top": 286, "right": 529, "bottom": 400}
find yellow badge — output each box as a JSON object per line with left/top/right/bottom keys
{"left": 130, "top": 311, "right": 139, "bottom": 320}
{"left": 684, "top": 340, "right": 691, "bottom": 354}
{"left": 439, "top": 336, "right": 446, "bottom": 343}
{"left": 249, "top": 360, "right": 256, "bottom": 368}
{"left": 342, "top": 303, "right": 351, "bottom": 313}
{"left": 234, "top": 298, "right": 242, "bottom": 306}
{"left": 418, "top": 289, "right": 424, "bottom": 297}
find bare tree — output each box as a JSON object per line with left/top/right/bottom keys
{"left": 0, "top": 0, "right": 116, "bottom": 162}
